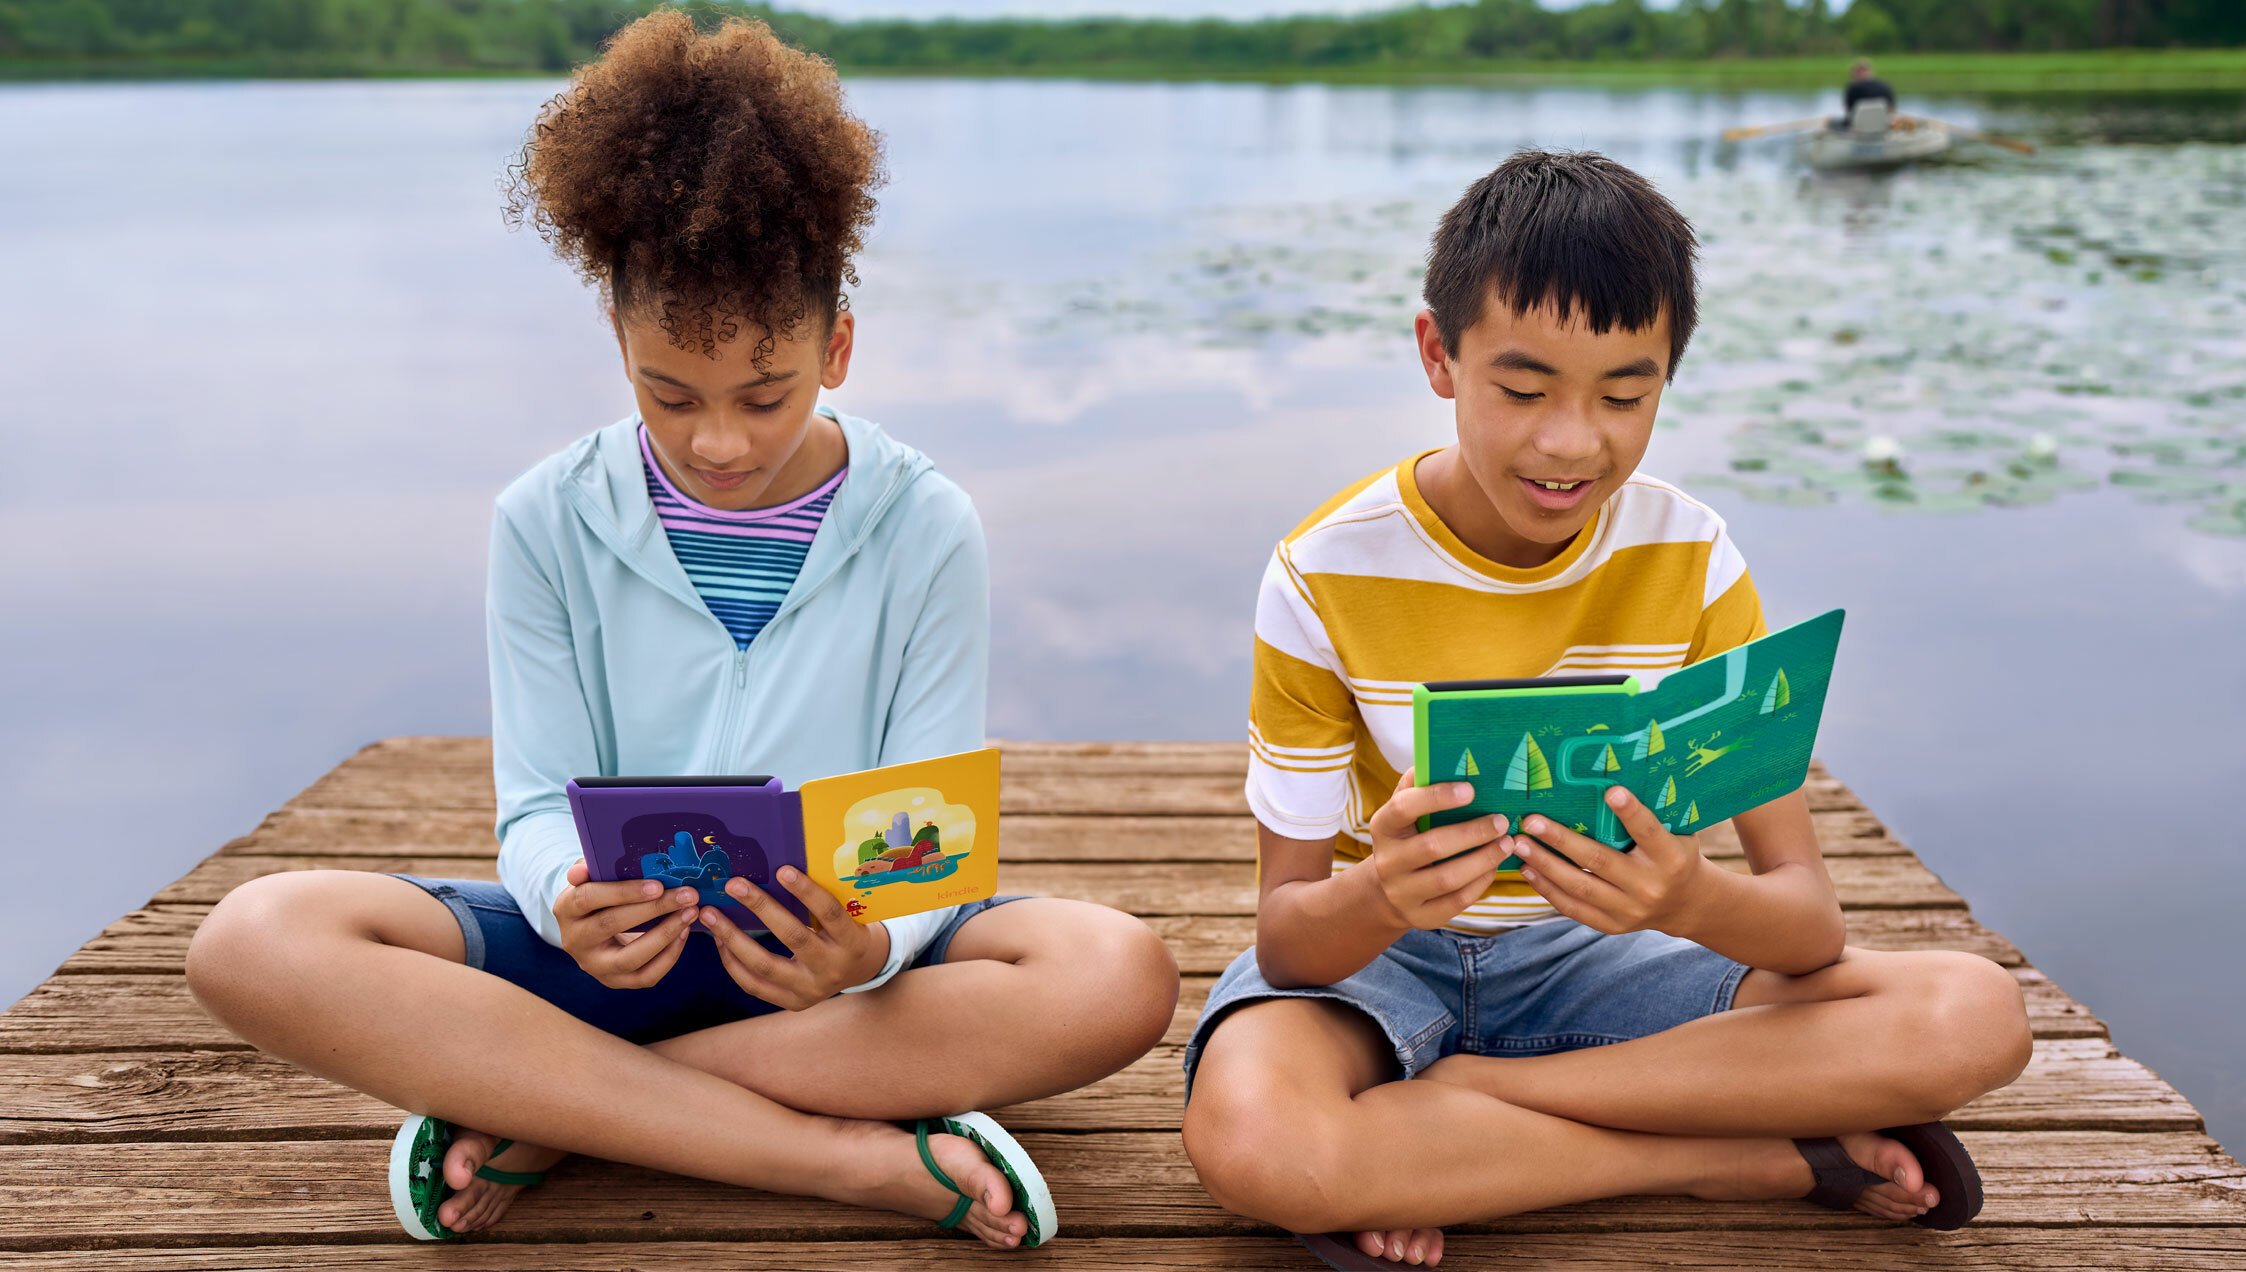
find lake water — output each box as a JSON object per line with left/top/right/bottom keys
{"left": 2, "top": 78, "right": 2240, "bottom": 1149}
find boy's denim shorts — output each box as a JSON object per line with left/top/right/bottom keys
{"left": 1182, "top": 920, "right": 1749, "bottom": 1098}
{"left": 390, "top": 874, "right": 1025, "bottom": 1045}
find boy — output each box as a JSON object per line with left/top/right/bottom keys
{"left": 1180, "top": 151, "right": 2031, "bottom": 1268}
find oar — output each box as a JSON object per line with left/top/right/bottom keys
{"left": 1721, "top": 117, "right": 1829, "bottom": 143}
{"left": 1901, "top": 115, "right": 2037, "bottom": 155}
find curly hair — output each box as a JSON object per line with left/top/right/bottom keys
{"left": 504, "top": 10, "right": 884, "bottom": 359}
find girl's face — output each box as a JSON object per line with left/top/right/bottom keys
{"left": 614, "top": 305, "right": 855, "bottom": 511}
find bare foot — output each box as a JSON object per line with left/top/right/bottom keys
{"left": 437, "top": 1129, "right": 566, "bottom": 1233}
{"left": 1352, "top": 1227, "right": 1444, "bottom": 1265}
{"left": 846, "top": 1122, "right": 1032, "bottom": 1251}
{"left": 1732, "top": 1131, "right": 1938, "bottom": 1221}
{"left": 1821, "top": 1130, "right": 1939, "bottom": 1221}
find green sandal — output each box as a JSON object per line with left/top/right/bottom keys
{"left": 914, "top": 1111, "right": 1059, "bottom": 1249}
{"left": 388, "top": 1113, "right": 550, "bottom": 1241}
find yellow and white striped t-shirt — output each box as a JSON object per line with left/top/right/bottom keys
{"left": 1246, "top": 449, "right": 1769, "bottom": 934}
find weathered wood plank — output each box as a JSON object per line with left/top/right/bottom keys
{"left": 324, "top": 738, "right": 1862, "bottom": 807}
{"left": 149, "top": 853, "right": 1965, "bottom": 914}
{"left": 214, "top": 804, "right": 1907, "bottom": 864}
{"left": 348, "top": 735, "right": 1258, "bottom": 776}
{"left": 49, "top": 905, "right": 2029, "bottom": 980}
{"left": 285, "top": 759, "right": 1870, "bottom": 820}
{"left": 1153, "top": 975, "right": 2105, "bottom": 1045}
{"left": 993, "top": 1034, "right": 2198, "bottom": 1135}
{"left": 0, "top": 963, "right": 2107, "bottom": 1060}
{"left": 284, "top": 764, "right": 1261, "bottom": 818}
{"left": 48, "top": 907, "right": 215, "bottom": 977}
{"left": 0, "top": 1032, "right": 2188, "bottom": 1149}
{"left": 4, "top": 739, "right": 2223, "bottom": 1265}
{"left": 6, "top": 1230, "right": 2246, "bottom": 1270}
{"left": 1144, "top": 910, "right": 2032, "bottom": 977}
{"left": 0, "top": 1130, "right": 2237, "bottom": 1251}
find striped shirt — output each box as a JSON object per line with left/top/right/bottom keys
{"left": 1247, "top": 448, "right": 1768, "bottom": 934}
{"left": 641, "top": 426, "right": 844, "bottom": 649}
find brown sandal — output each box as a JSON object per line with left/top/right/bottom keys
{"left": 1794, "top": 1121, "right": 1984, "bottom": 1230}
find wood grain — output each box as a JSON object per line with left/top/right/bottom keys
{"left": 0, "top": 965, "right": 2107, "bottom": 1060}
{"left": 215, "top": 804, "right": 1907, "bottom": 862}
{"left": 0, "top": 1035, "right": 2195, "bottom": 1148}
{"left": 283, "top": 749, "right": 1870, "bottom": 820}
{"left": 0, "top": 737, "right": 2229, "bottom": 1265}
{"left": 48, "top": 906, "right": 2031, "bottom": 979}
{"left": 148, "top": 853, "right": 1966, "bottom": 913}
{"left": 5, "top": 1230, "right": 2246, "bottom": 1270}
{"left": 0, "top": 1131, "right": 2239, "bottom": 1252}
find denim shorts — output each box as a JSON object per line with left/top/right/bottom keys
{"left": 391, "top": 875, "right": 1026, "bottom": 1045}
{"left": 1183, "top": 920, "right": 1749, "bottom": 1098}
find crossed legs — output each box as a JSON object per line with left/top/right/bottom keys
{"left": 186, "top": 871, "right": 1178, "bottom": 1246}
{"left": 1183, "top": 946, "right": 2030, "bottom": 1263}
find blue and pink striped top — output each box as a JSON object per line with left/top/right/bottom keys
{"left": 641, "top": 425, "right": 844, "bottom": 649}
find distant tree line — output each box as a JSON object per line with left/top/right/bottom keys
{"left": 3, "top": 0, "right": 2240, "bottom": 71}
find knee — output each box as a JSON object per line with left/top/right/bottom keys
{"left": 1897, "top": 953, "right": 2032, "bottom": 1114}
{"left": 185, "top": 871, "right": 344, "bottom": 1023}
{"left": 1069, "top": 908, "right": 1180, "bottom": 1058}
{"left": 1184, "top": 1081, "right": 1354, "bottom": 1232}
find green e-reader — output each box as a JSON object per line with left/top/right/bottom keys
{"left": 1413, "top": 608, "right": 1845, "bottom": 871}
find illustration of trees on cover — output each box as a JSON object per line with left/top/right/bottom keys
{"left": 1455, "top": 748, "right": 1480, "bottom": 778}
{"left": 1760, "top": 668, "right": 1791, "bottom": 714}
{"left": 1505, "top": 732, "right": 1553, "bottom": 792}
{"left": 1633, "top": 717, "right": 1665, "bottom": 760}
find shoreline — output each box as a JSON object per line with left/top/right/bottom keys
{"left": 5, "top": 48, "right": 2245, "bottom": 93}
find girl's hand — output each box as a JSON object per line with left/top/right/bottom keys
{"left": 1513, "top": 785, "right": 1715, "bottom": 938}
{"left": 699, "top": 867, "right": 890, "bottom": 1010}
{"left": 553, "top": 859, "right": 700, "bottom": 989}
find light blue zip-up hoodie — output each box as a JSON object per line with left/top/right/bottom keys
{"left": 487, "top": 405, "right": 987, "bottom": 987}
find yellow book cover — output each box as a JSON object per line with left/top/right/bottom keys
{"left": 796, "top": 747, "right": 1001, "bottom": 924}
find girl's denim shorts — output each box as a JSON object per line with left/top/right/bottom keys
{"left": 391, "top": 874, "right": 1025, "bottom": 1045}
{"left": 1183, "top": 920, "right": 1749, "bottom": 1098}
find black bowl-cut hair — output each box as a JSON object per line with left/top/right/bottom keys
{"left": 1423, "top": 149, "right": 1698, "bottom": 381}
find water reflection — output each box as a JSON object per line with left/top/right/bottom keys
{"left": 953, "top": 139, "right": 2246, "bottom": 535}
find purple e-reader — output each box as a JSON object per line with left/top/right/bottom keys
{"left": 564, "top": 774, "right": 813, "bottom": 934}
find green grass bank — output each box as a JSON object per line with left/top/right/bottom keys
{"left": 5, "top": 47, "right": 2244, "bottom": 92}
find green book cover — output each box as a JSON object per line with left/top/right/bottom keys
{"left": 1413, "top": 608, "right": 1844, "bottom": 871}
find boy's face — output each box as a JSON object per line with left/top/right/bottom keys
{"left": 1414, "top": 296, "right": 1670, "bottom": 559}
{"left": 613, "top": 305, "right": 854, "bottom": 511}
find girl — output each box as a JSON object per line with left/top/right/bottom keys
{"left": 186, "top": 12, "right": 1178, "bottom": 1252}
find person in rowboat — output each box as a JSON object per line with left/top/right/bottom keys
{"left": 1831, "top": 60, "right": 1898, "bottom": 130}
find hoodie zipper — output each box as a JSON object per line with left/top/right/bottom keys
{"left": 704, "top": 466, "right": 916, "bottom": 770}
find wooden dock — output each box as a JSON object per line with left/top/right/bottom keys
{"left": 3, "top": 738, "right": 2241, "bottom": 1268}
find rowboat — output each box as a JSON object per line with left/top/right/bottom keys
{"left": 1800, "top": 118, "right": 1952, "bottom": 171}
{"left": 1722, "top": 103, "right": 2031, "bottom": 168}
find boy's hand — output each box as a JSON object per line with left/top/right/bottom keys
{"left": 1513, "top": 785, "right": 1715, "bottom": 937}
{"left": 1363, "top": 768, "right": 1512, "bottom": 931}
{"left": 698, "top": 867, "right": 890, "bottom": 1011}
{"left": 554, "top": 859, "right": 699, "bottom": 989}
